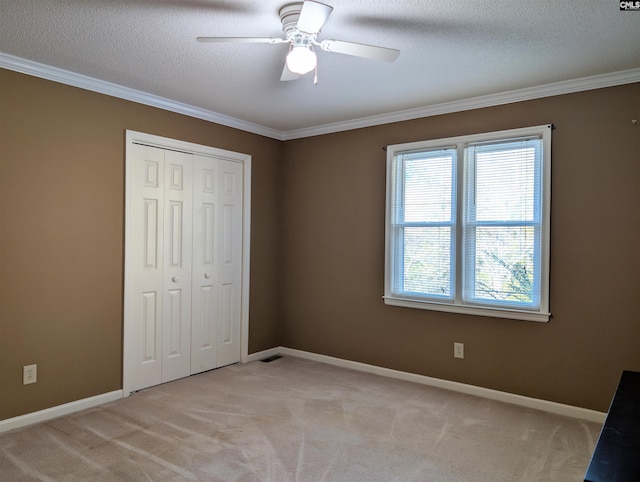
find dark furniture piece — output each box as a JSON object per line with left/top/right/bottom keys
{"left": 585, "top": 370, "right": 640, "bottom": 482}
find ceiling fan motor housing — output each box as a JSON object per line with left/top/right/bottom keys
{"left": 280, "top": 3, "right": 314, "bottom": 46}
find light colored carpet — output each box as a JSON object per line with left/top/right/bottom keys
{"left": 0, "top": 356, "right": 600, "bottom": 481}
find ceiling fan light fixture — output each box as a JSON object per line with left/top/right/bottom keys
{"left": 286, "top": 45, "right": 317, "bottom": 74}
{"left": 197, "top": 0, "right": 400, "bottom": 83}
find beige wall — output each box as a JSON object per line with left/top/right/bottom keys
{"left": 0, "top": 69, "right": 283, "bottom": 420}
{"left": 280, "top": 83, "right": 640, "bottom": 412}
{"left": 1, "top": 67, "right": 638, "bottom": 420}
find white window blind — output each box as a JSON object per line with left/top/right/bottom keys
{"left": 463, "top": 137, "right": 542, "bottom": 309}
{"left": 391, "top": 148, "right": 456, "bottom": 299}
{"left": 385, "top": 125, "right": 551, "bottom": 322}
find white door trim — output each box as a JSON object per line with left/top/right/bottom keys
{"left": 123, "top": 130, "right": 251, "bottom": 396}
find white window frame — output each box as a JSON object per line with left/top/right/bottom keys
{"left": 384, "top": 125, "right": 552, "bottom": 322}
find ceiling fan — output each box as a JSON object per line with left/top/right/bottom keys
{"left": 197, "top": 0, "right": 400, "bottom": 82}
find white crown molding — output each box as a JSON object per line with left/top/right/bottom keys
{"left": 2, "top": 52, "right": 638, "bottom": 142}
{"left": 0, "top": 53, "right": 284, "bottom": 141}
{"left": 282, "top": 68, "right": 640, "bottom": 140}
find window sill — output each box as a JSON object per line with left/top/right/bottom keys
{"left": 383, "top": 296, "right": 550, "bottom": 322}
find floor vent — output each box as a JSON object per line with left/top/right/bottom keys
{"left": 261, "top": 355, "right": 283, "bottom": 363}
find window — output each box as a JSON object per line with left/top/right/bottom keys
{"left": 384, "top": 125, "right": 551, "bottom": 322}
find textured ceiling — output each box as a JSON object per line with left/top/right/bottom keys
{"left": 1, "top": 0, "right": 639, "bottom": 136}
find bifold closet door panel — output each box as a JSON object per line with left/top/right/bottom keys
{"left": 191, "top": 155, "right": 219, "bottom": 374}
{"left": 160, "top": 150, "right": 193, "bottom": 383}
{"left": 216, "top": 159, "right": 243, "bottom": 368}
{"left": 125, "top": 146, "right": 194, "bottom": 390}
{"left": 191, "top": 157, "right": 243, "bottom": 372}
{"left": 126, "top": 144, "right": 166, "bottom": 391}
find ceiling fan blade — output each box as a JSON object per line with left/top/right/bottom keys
{"left": 297, "top": 1, "right": 333, "bottom": 34}
{"left": 319, "top": 39, "right": 400, "bottom": 62}
{"left": 280, "top": 63, "right": 301, "bottom": 81}
{"left": 197, "top": 37, "right": 287, "bottom": 44}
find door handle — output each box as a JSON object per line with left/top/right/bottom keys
{"left": 171, "top": 276, "right": 179, "bottom": 283}
{"left": 204, "top": 273, "right": 210, "bottom": 279}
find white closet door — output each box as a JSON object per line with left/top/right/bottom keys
{"left": 124, "top": 146, "right": 193, "bottom": 391}
{"left": 125, "top": 143, "right": 166, "bottom": 390}
{"left": 216, "top": 159, "right": 243, "bottom": 367}
{"left": 192, "top": 157, "right": 243, "bottom": 371}
{"left": 191, "top": 155, "right": 219, "bottom": 374}
{"left": 124, "top": 130, "right": 250, "bottom": 395}
{"left": 161, "top": 150, "right": 193, "bottom": 383}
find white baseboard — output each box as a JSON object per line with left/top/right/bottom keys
{"left": 2, "top": 347, "right": 605, "bottom": 433}
{"left": 267, "top": 347, "right": 606, "bottom": 424}
{"left": 0, "top": 390, "right": 123, "bottom": 433}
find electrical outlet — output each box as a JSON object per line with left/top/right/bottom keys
{"left": 23, "top": 364, "right": 37, "bottom": 385}
{"left": 454, "top": 342, "right": 464, "bottom": 359}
